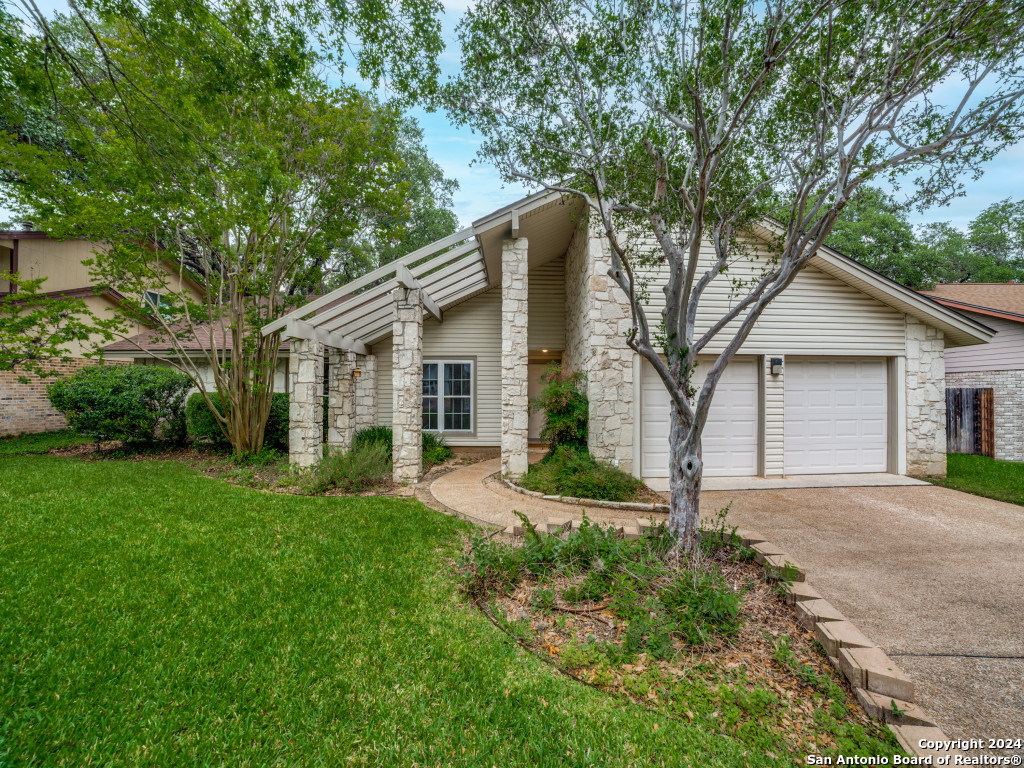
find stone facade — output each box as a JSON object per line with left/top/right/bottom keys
{"left": 354, "top": 353, "right": 377, "bottom": 432}
{"left": 327, "top": 350, "right": 356, "bottom": 452}
{"left": 946, "top": 368, "right": 1024, "bottom": 462}
{"left": 905, "top": 317, "right": 947, "bottom": 476}
{"left": 288, "top": 337, "right": 324, "bottom": 468}
{"left": 392, "top": 287, "right": 423, "bottom": 483}
{"left": 563, "top": 214, "right": 635, "bottom": 472}
{"left": 501, "top": 237, "right": 530, "bottom": 479}
{"left": 0, "top": 358, "right": 127, "bottom": 436}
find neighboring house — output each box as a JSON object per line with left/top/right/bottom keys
{"left": 0, "top": 230, "right": 200, "bottom": 435}
{"left": 266, "top": 192, "right": 993, "bottom": 486}
{"left": 918, "top": 283, "right": 1024, "bottom": 462}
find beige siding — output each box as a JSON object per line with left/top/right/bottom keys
{"left": 375, "top": 288, "right": 501, "bottom": 446}
{"left": 636, "top": 233, "right": 906, "bottom": 355}
{"left": 14, "top": 239, "right": 99, "bottom": 291}
{"left": 528, "top": 254, "right": 566, "bottom": 350}
{"left": 762, "top": 355, "right": 785, "bottom": 476}
{"left": 943, "top": 311, "right": 1024, "bottom": 373}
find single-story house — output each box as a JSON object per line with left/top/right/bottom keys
{"left": 265, "top": 192, "right": 993, "bottom": 485}
{"left": 918, "top": 283, "right": 1024, "bottom": 462}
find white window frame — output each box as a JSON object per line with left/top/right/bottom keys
{"left": 423, "top": 359, "right": 475, "bottom": 434}
{"left": 143, "top": 290, "right": 163, "bottom": 313}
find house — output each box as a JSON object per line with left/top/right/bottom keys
{"left": 918, "top": 283, "right": 1024, "bottom": 462}
{"left": 0, "top": 230, "right": 200, "bottom": 435}
{"left": 265, "top": 192, "right": 994, "bottom": 486}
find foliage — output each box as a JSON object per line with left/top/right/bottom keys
{"left": 826, "top": 188, "right": 1024, "bottom": 288}
{"left": 187, "top": 392, "right": 291, "bottom": 452}
{"left": 518, "top": 445, "right": 645, "bottom": 502}
{"left": 449, "top": 0, "right": 1024, "bottom": 552}
{"left": 301, "top": 442, "right": 391, "bottom": 495}
{"left": 0, "top": 430, "right": 90, "bottom": 457}
{"left": 0, "top": 273, "right": 115, "bottom": 380}
{"left": 1, "top": 454, "right": 898, "bottom": 765}
{"left": 529, "top": 363, "right": 587, "bottom": 449}
{"left": 928, "top": 453, "right": 1024, "bottom": 507}
{"left": 0, "top": 0, "right": 445, "bottom": 456}
{"left": 350, "top": 425, "right": 453, "bottom": 469}
{"left": 462, "top": 515, "right": 739, "bottom": 659}
{"left": 47, "top": 364, "right": 191, "bottom": 444}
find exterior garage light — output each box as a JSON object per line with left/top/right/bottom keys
{"left": 353, "top": 368, "right": 362, "bottom": 379}
{"left": 770, "top": 357, "right": 783, "bottom": 376}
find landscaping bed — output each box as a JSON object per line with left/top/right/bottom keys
{"left": 461, "top": 517, "right": 901, "bottom": 762}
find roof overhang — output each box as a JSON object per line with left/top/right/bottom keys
{"left": 920, "top": 296, "right": 1024, "bottom": 326}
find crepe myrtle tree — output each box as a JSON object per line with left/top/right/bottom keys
{"left": 450, "top": 0, "right": 1024, "bottom": 552}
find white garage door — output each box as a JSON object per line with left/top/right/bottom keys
{"left": 784, "top": 358, "right": 887, "bottom": 474}
{"left": 641, "top": 357, "right": 759, "bottom": 478}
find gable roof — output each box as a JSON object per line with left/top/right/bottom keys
{"left": 264, "top": 192, "right": 994, "bottom": 350}
{"left": 918, "top": 283, "right": 1024, "bottom": 324}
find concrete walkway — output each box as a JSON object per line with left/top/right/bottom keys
{"left": 430, "top": 459, "right": 1024, "bottom": 752}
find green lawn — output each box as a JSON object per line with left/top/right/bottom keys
{"left": 0, "top": 429, "right": 90, "bottom": 457}
{"left": 929, "top": 452, "right": 1024, "bottom": 506}
{"left": 0, "top": 455, "right": 812, "bottom": 767}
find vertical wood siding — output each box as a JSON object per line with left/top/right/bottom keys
{"left": 375, "top": 288, "right": 501, "bottom": 446}
{"left": 528, "top": 254, "right": 566, "bottom": 350}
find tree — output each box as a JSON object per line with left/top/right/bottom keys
{"left": 825, "top": 187, "right": 922, "bottom": 286}
{"left": 968, "top": 199, "right": 1024, "bottom": 268}
{"left": 0, "top": 0, "right": 433, "bottom": 455}
{"left": 0, "top": 273, "right": 113, "bottom": 380}
{"left": 450, "top": 0, "right": 1024, "bottom": 552}
{"left": 323, "top": 117, "right": 460, "bottom": 288}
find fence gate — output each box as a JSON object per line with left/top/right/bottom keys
{"left": 946, "top": 387, "right": 994, "bottom": 456}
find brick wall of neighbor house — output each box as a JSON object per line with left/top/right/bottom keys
{"left": 905, "top": 317, "right": 947, "bottom": 476}
{"left": 564, "top": 214, "right": 636, "bottom": 472}
{"left": 0, "top": 358, "right": 128, "bottom": 436}
{"left": 946, "top": 368, "right": 1024, "bottom": 462}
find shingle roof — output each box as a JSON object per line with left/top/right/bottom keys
{"left": 918, "top": 283, "right": 1024, "bottom": 322}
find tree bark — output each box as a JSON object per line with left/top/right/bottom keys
{"left": 667, "top": 403, "right": 701, "bottom": 554}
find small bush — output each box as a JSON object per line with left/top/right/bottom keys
{"left": 351, "top": 426, "right": 454, "bottom": 469}
{"left": 518, "top": 446, "right": 645, "bottom": 502}
{"left": 302, "top": 443, "right": 391, "bottom": 495}
{"left": 185, "top": 392, "right": 293, "bottom": 451}
{"left": 47, "top": 364, "right": 191, "bottom": 445}
{"left": 530, "top": 363, "right": 588, "bottom": 449}
{"left": 660, "top": 566, "right": 743, "bottom": 645}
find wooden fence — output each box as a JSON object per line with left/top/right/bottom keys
{"left": 946, "top": 387, "right": 994, "bottom": 457}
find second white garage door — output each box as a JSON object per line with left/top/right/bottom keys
{"left": 784, "top": 357, "right": 887, "bottom": 474}
{"left": 641, "top": 357, "right": 759, "bottom": 478}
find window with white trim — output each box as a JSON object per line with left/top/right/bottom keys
{"left": 423, "top": 360, "right": 473, "bottom": 432}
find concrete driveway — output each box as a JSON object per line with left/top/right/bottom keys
{"left": 703, "top": 484, "right": 1024, "bottom": 752}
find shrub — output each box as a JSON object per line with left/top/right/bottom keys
{"left": 351, "top": 426, "right": 454, "bottom": 469}
{"left": 186, "top": 392, "right": 313, "bottom": 452}
{"left": 47, "top": 364, "right": 191, "bottom": 444}
{"left": 302, "top": 442, "right": 391, "bottom": 495}
{"left": 531, "top": 363, "right": 588, "bottom": 449}
{"left": 518, "top": 445, "right": 645, "bottom": 502}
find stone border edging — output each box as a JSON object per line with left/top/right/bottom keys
{"left": 501, "top": 476, "right": 670, "bottom": 514}
{"left": 721, "top": 526, "right": 961, "bottom": 761}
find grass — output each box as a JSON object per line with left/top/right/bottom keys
{"left": 0, "top": 429, "right": 90, "bottom": 457}
{"left": 0, "top": 454, "right": 847, "bottom": 767}
{"left": 927, "top": 452, "right": 1024, "bottom": 506}
{"left": 518, "top": 446, "right": 647, "bottom": 502}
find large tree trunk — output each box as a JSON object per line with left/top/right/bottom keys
{"left": 667, "top": 404, "right": 701, "bottom": 554}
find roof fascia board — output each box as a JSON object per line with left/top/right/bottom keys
{"left": 926, "top": 297, "right": 1024, "bottom": 324}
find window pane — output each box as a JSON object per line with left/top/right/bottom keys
{"left": 422, "top": 364, "right": 439, "bottom": 429}
{"left": 423, "top": 398, "right": 438, "bottom": 430}
{"left": 444, "top": 363, "right": 471, "bottom": 397}
{"left": 444, "top": 396, "right": 471, "bottom": 431}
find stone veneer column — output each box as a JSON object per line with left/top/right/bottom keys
{"left": 289, "top": 336, "right": 324, "bottom": 468}
{"left": 905, "top": 317, "right": 947, "bottom": 476}
{"left": 502, "top": 237, "right": 530, "bottom": 479}
{"left": 353, "top": 353, "right": 377, "bottom": 432}
{"left": 327, "top": 350, "right": 356, "bottom": 452}
{"left": 392, "top": 287, "right": 423, "bottom": 483}
{"left": 582, "top": 217, "right": 635, "bottom": 473}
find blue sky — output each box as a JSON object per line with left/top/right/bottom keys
{"left": 3, "top": 0, "right": 1021, "bottom": 230}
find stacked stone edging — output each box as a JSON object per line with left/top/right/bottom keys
{"left": 501, "top": 476, "right": 669, "bottom": 513}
